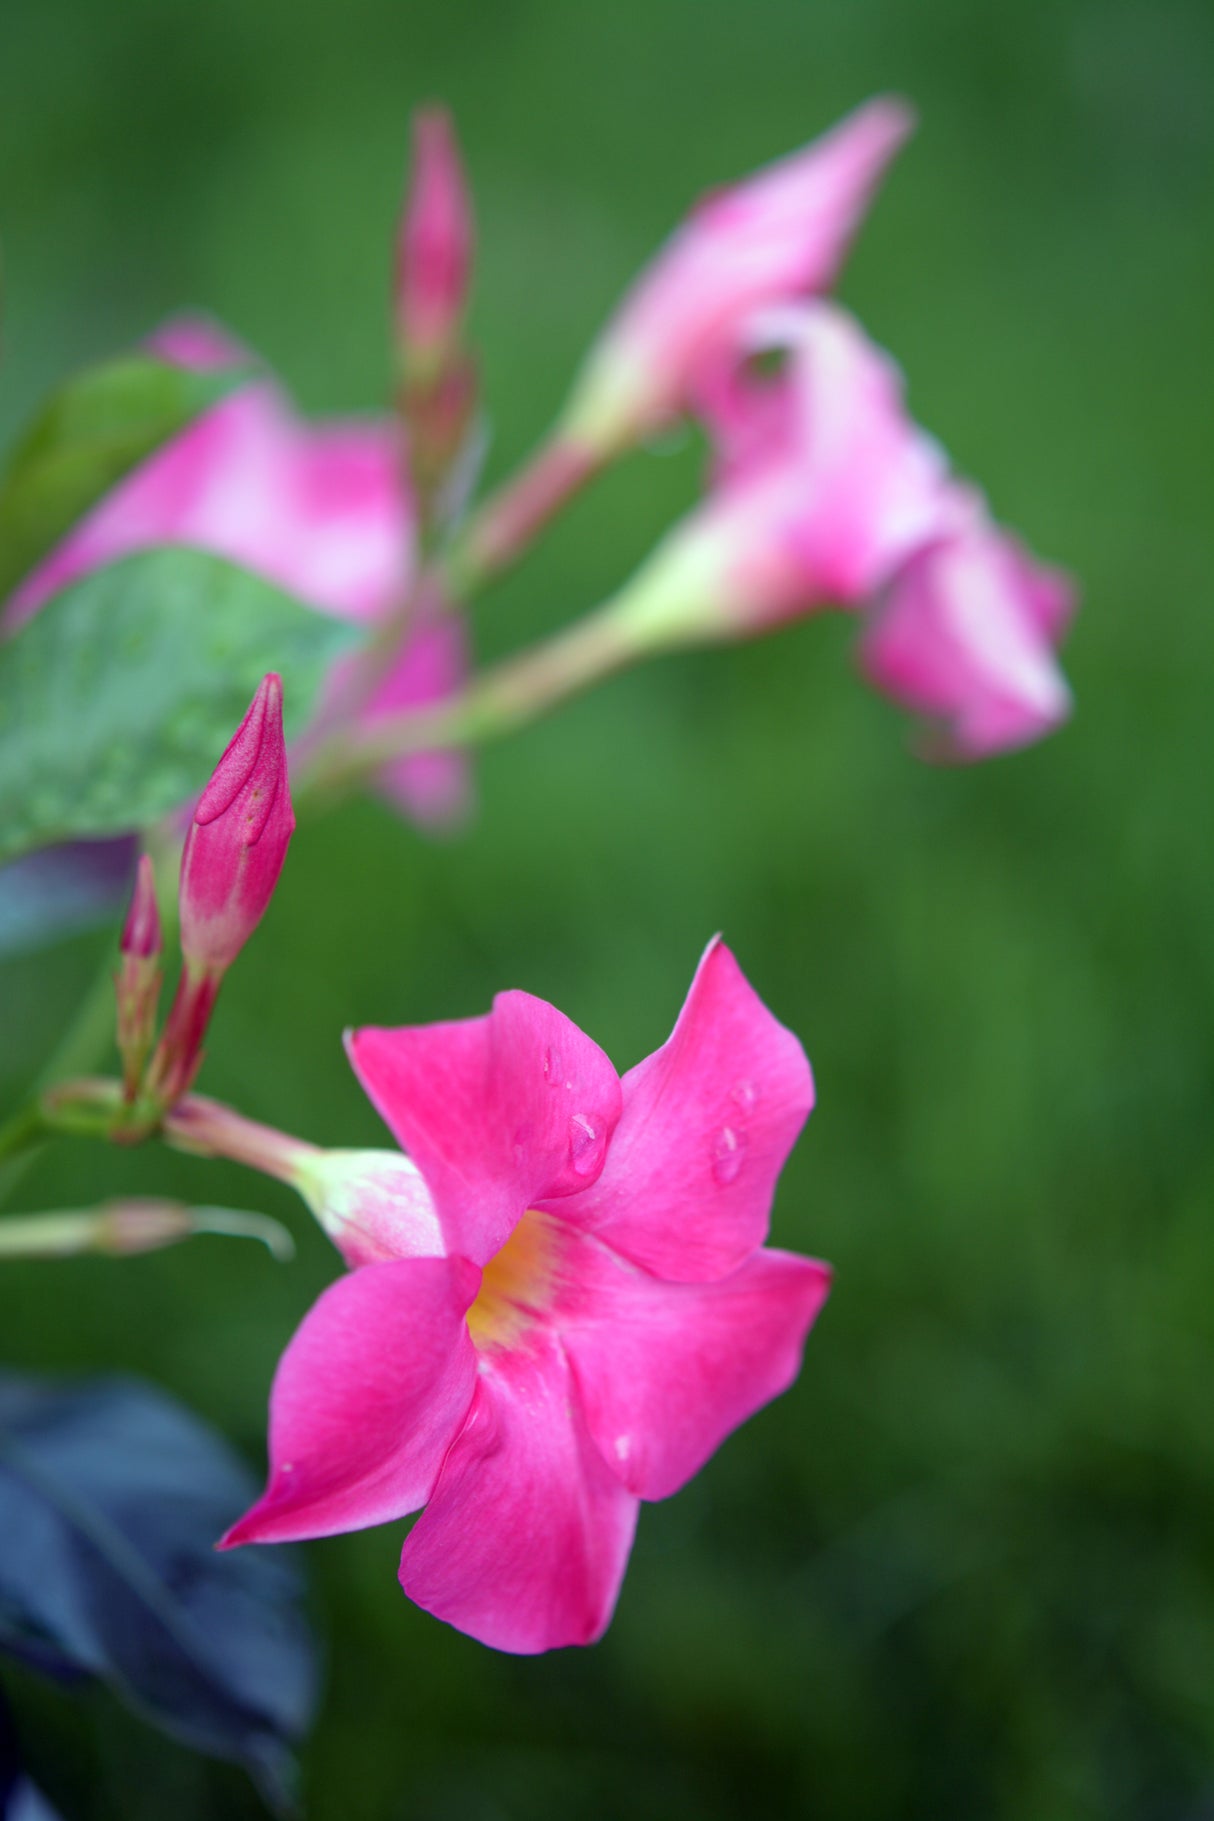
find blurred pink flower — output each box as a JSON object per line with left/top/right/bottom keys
{"left": 4, "top": 316, "right": 468, "bottom": 827}
{"left": 859, "top": 496, "right": 1076, "bottom": 759}
{"left": 224, "top": 938, "right": 830, "bottom": 1654}
{"left": 559, "top": 97, "right": 913, "bottom": 458}
{"left": 605, "top": 302, "right": 1074, "bottom": 758}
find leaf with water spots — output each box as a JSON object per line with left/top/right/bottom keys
{"left": 0, "top": 548, "right": 361, "bottom": 864}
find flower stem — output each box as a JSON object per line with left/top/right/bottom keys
{"left": 311, "top": 600, "right": 640, "bottom": 793}
{"left": 160, "top": 1094, "right": 319, "bottom": 1186}
{"left": 442, "top": 434, "right": 600, "bottom": 600}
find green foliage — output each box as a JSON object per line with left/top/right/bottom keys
{"left": 0, "top": 357, "right": 247, "bottom": 600}
{"left": 0, "top": 550, "right": 358, "bottom": 862}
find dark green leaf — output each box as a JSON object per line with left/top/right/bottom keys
{"left": 0, "top": 355, "right": 250, "bottom": 601}
{"left": 0, "top": 1373, "right": 318, "bottom": 1814}
{"left": 0, "top": 549, "right": 361, "bottom": 863}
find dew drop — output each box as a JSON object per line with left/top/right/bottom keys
{"left": 568, "top": 1113, "right": 605, "bottom": 1177}
{"left": 542, "top": 1046, "right": 556, "bottom": 1083}
{"left": 732, "top": 1078, "right": 758, "bottom": 1111}
{"left": 711, "top": 1124, "right": 747, "bottom": 1186}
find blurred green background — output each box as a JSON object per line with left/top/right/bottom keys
{"left": 2, "top": 0, "right": 1213, "bottom": 1815}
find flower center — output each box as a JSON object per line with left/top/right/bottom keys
{"left": 466, "top": 1210, "right": 557, "bottom": 1350}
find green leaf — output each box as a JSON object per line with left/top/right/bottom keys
{"left": 0, "top": 548, "right": 361, "bottom": 863}
{"left": 0, "top": 354, "right": 249, "bottom": 601}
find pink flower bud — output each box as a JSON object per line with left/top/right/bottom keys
{"left": 559, "top": 97, "right": 913, "bottom": 459}
{"left": 145, "top": 677, "right": 294, "bottom": 1107}
{"left": 120, "top": 852, "right": 162, "bottom": 960}
{"left": 179, "top": 673, "right": 295, "bottom": 974}
{"left": 115, "top": 854, "right": 163, "bottom": 1100}
{"left": 396, "top": 106, "right": 473, "bottom": 359}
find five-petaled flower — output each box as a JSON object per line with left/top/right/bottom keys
{"left": 223, "top": 939, "right": 830, "bottom": 1655}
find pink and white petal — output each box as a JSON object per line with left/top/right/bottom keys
{"left": 555, "top": 1229, "right": 832, "bottom": 1501}
{"left": 296, "top": 1149, "right": 447, "bottom": 1268}
{"left": 620, "top": 98, "right": 914, "bottom": 403}
{"left": 399, "top": 1332, "right": 639, "bottom": 1653}
{"left": 362, "top": 607, "right": 472, "bottom": 828}
{"left": 860, "top": 523, "right": 1074, "bottom": 760}
{"left": 278, "top": 422, "right": 411, "bottom": 622}
{"left": 221, "top": 1255, "right": 480, "bottom": 1546}
{"left": 347, "top": 994, "right": 623, "bottom": 1267}
{"left": 549, "top": 938, "right": 812, "bottom": 1282}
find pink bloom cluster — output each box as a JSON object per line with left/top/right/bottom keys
{"left": 677, "top": 304, "right": 1075, "bottom": 758}
{"left": 4, "top": 318, "right": 467, "bottom": 827}
{"left": 225, "top": 940, "right": 829, "bottom": 1654}
{"left": 558, "top": 103, "right": 1074, "bottom": 758}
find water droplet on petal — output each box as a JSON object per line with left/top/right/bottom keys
{"left": 711, "top": 1125, "right": 747, "bottom": 1186}
{"left": 568, "top": 1113, "right": 605, "bottom": 1177}
{"left": 542, "top": 1046, "right": 556, "bottom": 1083}
{"left": 732, "top": 1078, "right": 758, "bottom": 1111}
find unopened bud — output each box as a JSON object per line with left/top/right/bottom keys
{"left": 115, "top": 854, "right": 163, "bottom": 1100}
{"left": 147, "top": 676, "right": 294, "bottom": 1105}
{"left": 179, "top": 673, "right": 295, "bottom": 973}
{"left": 395, "top": 108, "right": 479, "bottom": 533}
{"left": 396, "top": 106, "right": 473, "bottom": 364}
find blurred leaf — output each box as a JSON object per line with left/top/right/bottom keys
{"left": 0, "top": 549, "right": 361, "bottom": 863}
{"left": 0, "top": 836, "right": 137, "bottom": 960}
{"left": 0, "top": 1373, "right": 319, "bottom": 1814}
{"left": 0, "top": 355, "right": 248, "bottom": 603}
{"left": 0, "top": 1688, "right": 62, "bottom": 1821}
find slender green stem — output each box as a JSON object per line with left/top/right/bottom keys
{"left": 441, "top": 433, "right": 600, "bottom": 602}
{"left": 0, "top": 1102, "right": 45, "bottom": 1165}
{"left": 307, "top": 600, "right": 639, "bottom": 798}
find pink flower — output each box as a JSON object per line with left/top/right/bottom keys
{"left": 859, "top": 497, "right": 1076, "bottom": 759}
{"left": 396, "top": 106, "right": 473, "bottom": 359}
{"left": 224, "top": 939, "right": 830, "bottom": 1655}
{"left": 3, "top": 317, "right": 468, "bottom": 828}
{"left": 599, "top": 303, "right": 1074, "bottom": 757}
{"left": 558, "top": 97, "right": 913, "bottom": 458}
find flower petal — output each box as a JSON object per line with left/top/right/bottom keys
{"left": 222, "top": 1256, "right": 479, "bottom": 1546}
{"left": 550, "top": 938, "right": 812, "bottom": 1281}
{"left": 556, "top": 1230, "right": 832, "bottom": 1500}
{"left": 347, "top": 993, "right": 623, "bottom": 1267}
{"left": 399, "top": 1332, "right": 638, "bottom": 1653}
{"left": 362, "top": 604, "right": 472, "bottom": 828}
{"left": 860, "top": 518, "right": 1074, "bottom": 759}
